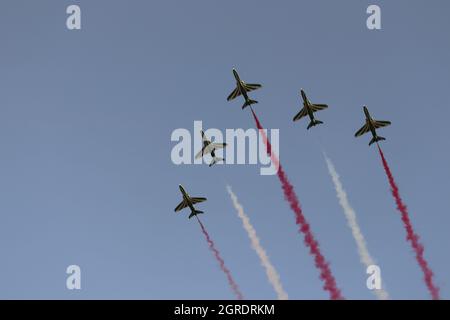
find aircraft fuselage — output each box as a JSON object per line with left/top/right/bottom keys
{"left": 203, "top": 140, "right": 210, "bottom": 149}
{"left": 301, "top": 89, "right": 316, "bottom": 122}
{"left": 179, "top": 185, "right": 196, "bottom": 213}
{"left": 364, "top": 106, "right": 379, "bottom": 139}
{"left": 233, "top": 69, "right": 251, "bottom": 102}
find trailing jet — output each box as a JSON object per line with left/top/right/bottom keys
{"left": 174, "top": 185, "right": 207, "bottom": 219}
{"left": 293, "top": 89, "right": 328, "bottom": 130}
{"left": 227, "top": 68, "right": 262, "bottom": 109}
{"left": 195, "top": 130, "right": 227, "bottom": 166}
{"left": 355, "top": 106, "right": 391, "bottom": 146}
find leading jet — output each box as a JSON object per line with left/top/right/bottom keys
{"left": 354, "top": 106, "right": 391, "bottom": 146}
{"left": 293, "top": 89, "right": 329, "bottom": 130}
{"left": 174, "top": 185, "right": 207, "bottom": 219}
{"left": 227, "top": 68, "right": 262, "bottom": 109}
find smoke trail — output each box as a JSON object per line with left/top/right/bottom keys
{"left": 377, "top": 145, "right": 440, "bottom": 300}
{"left": 250, "top": 108, "right": 343, "bottom": 300}
{"left": 323, "top": 154, "right": 389, "bottom": 300}
{"left": 196, "top": 217, "right": 244, "bottom": 300}
{"left": 226, "top": 185, "right": 288, "bottom": 300}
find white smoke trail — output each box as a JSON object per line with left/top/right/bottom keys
{"left": 323, "top": 154, "right": 389, "bottom": 300}
{"left": 226, "top": 185, "right": 288, "bottom": 300}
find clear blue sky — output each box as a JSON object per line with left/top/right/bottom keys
{"left": 0, "top": 0, "right": 449, "bottom": 299}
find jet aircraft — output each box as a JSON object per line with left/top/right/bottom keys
{"left": 174, "top": 185, "right": 207, "bottom": 219}
{"left": 355, "top": 106, "right": 391, "bottom": 146}
{"left": 227, "top": 68, "right": 262, "bottom": 109}
{"left": 293, "top": 89, "right": 328, "bottom": 129}
{"left": 195, "top": 130, "right": 227, "bottom": 166}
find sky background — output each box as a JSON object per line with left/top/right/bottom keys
{"left": 0, "top": 0, "right": 449, "bottom": 299}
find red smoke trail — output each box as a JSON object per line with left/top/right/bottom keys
{"left": 196, "top": 217, "right": 244, "bottom": 300}
{"left": 377, "top": 145, "right": 440, "bottom": 300}
{"left": 250, "top": 108, "right": 343, "bottom": 300}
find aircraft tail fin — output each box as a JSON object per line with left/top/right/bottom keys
{"left": 369, "top": 136, "right": 386, "bottom": 146}
{"left": 209, "top": 157, "right": 224, "bottom": 167}
{"left": 242, "top": 99, "right": 258, "bottom": 109}
{"left": 307, "top": 119, "right": 323, "bottom": 130}
{"left": 189, "top": 210, "right": 204, "bottom": 219}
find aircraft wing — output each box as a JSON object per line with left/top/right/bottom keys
{"left": 373, "top": 120, "right": 391, "bottom": 129}
{"left": 355, "top": 123, "right": 370, "bottom": 137}
{"left": 174, "top": 199, "right": 188, "bottom": 212}
{"left": 243, "top": 83, "right": 262, "bottom": 93}
{"left": 293, "top": 107, "right": 308, "bottom": 121}
{"left": 199, "top": 143, "right": 226, "bottom": 157}
{"left": 227, "top": 87, "right": 241, "bottom": 101}
{"left": 310, "top": 104, "right": 328, "bottom": 112}
{"left": 190, "top": 197, "right": 207, "bottom": 204}
{"left": 194, "top": 149, "right": 204, "bottom": 159}
{"left": 210, "top": 143, "right": 227, "bottom": 150}
{"left": 174, "top": 197, "right": 206, "bottom": 212}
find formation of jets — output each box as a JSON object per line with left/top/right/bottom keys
{"left": 226, "top": 68, "right": 391, "bottom": 145}
{"left": 175, "top": 68, "right": 392, "bottom": 218}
